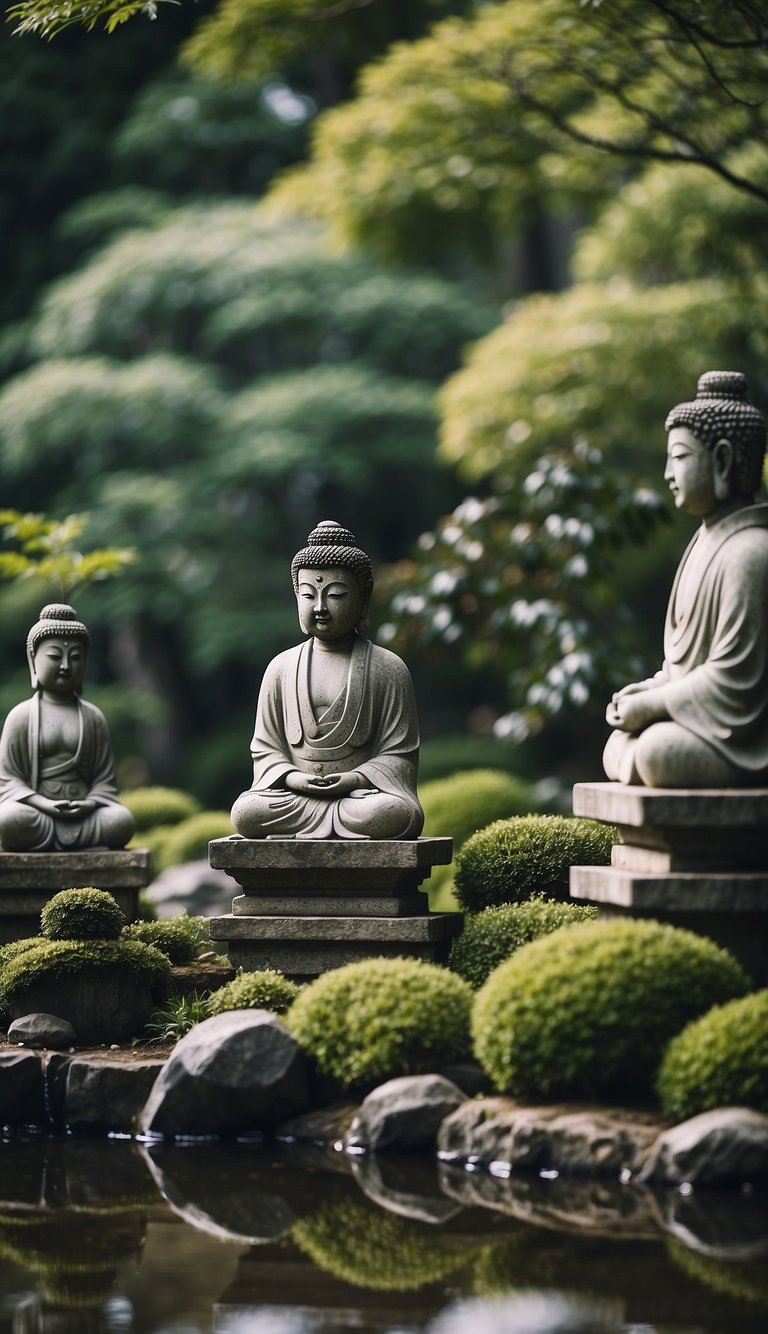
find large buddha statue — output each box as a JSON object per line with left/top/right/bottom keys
{"left": 0, "top": 604, "right": 135, "bottom": 851}
{"left": 231, "top": 521, "right": 424, "bottom": 839}
{"left": 603, "top": 370, "right": 768, "bottom": 787}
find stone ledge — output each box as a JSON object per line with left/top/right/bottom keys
{"left": 570, "top": 865, "right": 768, "bottom": 911}
{"left": 573, "top": 781, "right": 768, "bottom": 829}
{"left": 0, "top": 849, "right": 152, "bottom": 889}
{"left": 209, "top": 836, "right": 453, "bottom": 871}
{"left": 209, "top": 913, "right": 462, "bottom": 942}
{"left": 232, "top": 890, "right": 429, "bottom": 918}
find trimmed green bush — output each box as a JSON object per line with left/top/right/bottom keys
{"left": 292, "top": 1193, "right": 470, "bottom": 1290}
{"left": 455, "top": 814, "right": 615, "bottom": 911}
{"left": 41, "top": 888, "right": 125, "bottom": 942}
{"left": 657, "top": 989, "right": 768, "bottom": 1119}
{"left": 287, "top": 957, "right": 473, "bottom": 1090}
{"left": 472, "top": 919, "right": 750, "bottom": 1100}
{"left": 156, "top": 810, "right": 233, "bottom": 869}
{"left": 208, "top": 968, "right": 301, "bottom": 1016}
{"left": 122, "top": 916, "right": 209, "bottom": 964}
{"left": 421, "top": 768, "right": 534, "bottom": 909}
{"left": 0, "top": 937, "right": 170, "bottom": 1015}
{"left": 118, "top": 786, "right": 201, "bottom": 831}
{"left": 449, "top": 897, "right": 598, "bottom": 989}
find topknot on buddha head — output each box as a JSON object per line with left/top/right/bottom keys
{"left": 665, "top": 371, "right": 767, "bottom": 498}
{"left": 291, "top": 520, "right": 374, "bottom": 597}
{"left": 26, "top": 604, "right": 90, "bottom": 689}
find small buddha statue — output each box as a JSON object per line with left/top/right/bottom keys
{"left": 231, "top": 520, "right": 424, "bottom": 839}
{"left": 603, "top": 370, "right": 768, "bottom": 787}
{"left": 0, "top": 604, "right": 135, "bottom": 850}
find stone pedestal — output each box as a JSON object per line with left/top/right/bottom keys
{"left": 570, "top": 783, "right": 768, "bottom": 984}
{"left": 0, "top": 849, "right": 152, "bottom": 943}
{"left": 208, "top": 837, "right": 462, "bottom": 979}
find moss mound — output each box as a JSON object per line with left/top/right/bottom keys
{"left": 420, "top": 768, "right": 534, "bottom": 908}
{"left": 156, "top": 810, "right": 233, "bottom": 869}
{"left": 208, "top": 968, "right": 301, "bottom": 1016}
{"left": 288, "top": 957, "right": 473, "bottom": 1090}
{"left": 449, "top": 897, "right": 598, "bottom": 989}
{"left": 41, "top": 888, "right": 125, "bottom": 942}
{"left": 292, "top": 1194, "right": 468, "bottom": 1291}
{"left": 455, "top": 814, "right": 615, "bottom": 911}
{"left": 657, "top": 989, "right": 768, "bottom": 1119}
{"left": 122, "top": 915, "right": 209, "bottom": 964}
{"left": 472, "top": 918, "right": 749, "bottom": 1100}
{"left": 118, "top": 785, "right": 201, "bottom": 831}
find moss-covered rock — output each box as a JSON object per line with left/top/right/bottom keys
{"left": 41, "top": 888, "right": 125, "bottom": 942}
{"left": 118, "top": 785, "right": 201, "bottom": 831}
{"left": 657, "top": 990, "right": 768, "bottom": 1119}
{"left": 122, "top": 915, "right": 209, "bottom": 964}
{"left": 449, "top": 897, "right": 598, "bottom": 989}
{"left": 455, "top": 814, "right": 615, "bottom": 911}
{"left": 472, "top": 919, "right": 750, "bottom": 1101}
{"left": 208, "top": 968, "right": 301, "bottom": 1016}
{"left": 287, "top": 957, "right": 473, "bottom": 1090}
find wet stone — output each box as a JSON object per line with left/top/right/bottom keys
{"left": 7, "top": 1012, "right": 77, "bottom": 1050}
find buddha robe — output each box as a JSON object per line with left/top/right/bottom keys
{"left": 231, "top": 636, "right": 424, "bottom": 839}
{"left": 658, "top": 503, "right": 768, "bottom": 775}
{"left": 0, "top": 695, "right": 135, "bottom": 850}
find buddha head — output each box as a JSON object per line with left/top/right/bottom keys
{"left": 26, "top": 604, "right": 90, "bottom": 694}
{"left": 291, "top": 521, "right": 374, "bottom": 641}
{"left": 664, "top": 371, "right": 766, "bottom": 516}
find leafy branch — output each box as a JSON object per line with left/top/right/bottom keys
{"left": 6, "top": 0, "right": 174, "bottom": 39}
{"left": 0, "top": 510, "right": 137, "bottom": 600}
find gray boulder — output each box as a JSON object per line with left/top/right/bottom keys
{"left": 138, "top": 1010, "right": 310, "bottom": 1139}
{"left": 65, "top": 1057, "right": 165, "bottom": 1132}
{"left": 345, "top": 1074, "right": 465, "bottom": 1153}
{"left": 146, "top": 859, "right": 234, "bottom": 918}
{"left": 7, "top": 1013, "right": 77, "bottom": 1050}
{"left": 0, "top": 1050, "right": 45, "bottom": 1127}
{"left": 640, "top": 1106, "right": 768, "bottom": 1186}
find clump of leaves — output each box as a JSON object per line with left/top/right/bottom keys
{"left": 145, "top": 992, "right": 211, "bottom": 1042}
{"left": 122, "top": 916, "right": 209, "bottom": 964}
{"left": 0, "top": 509, "right": 135, "bottom": 600}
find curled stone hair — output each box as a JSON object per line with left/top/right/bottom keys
{"left": 26, "top": 604, "right": 90, "bottom": 689}
{"left": 665, "top": 370, "right": 767, "bottom": 498}
{"left": 291, "top": 520, "right": 374, "bottom": 596}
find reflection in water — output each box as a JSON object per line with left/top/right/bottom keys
{"left": 0, "top": 1133, "right": 766, "bottom": 1333}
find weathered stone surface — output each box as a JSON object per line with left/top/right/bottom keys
{"left": 640, "top": 1107, "right": 768, "bottom": 1186}
{"left": 0, "top": 848, "right": 152, "bottom": 889}
{"left": 7, "top": 1012, "right": 77, "bottom": 1050}
{"left": 570, "top": 864, "right": 768, "bottom": 910}
{"left": 438, "top": 1099, "right": 660, "bottom": 1176}
{"left": 0, "top": 1050, "right": 45, "bottom": 1126}
{"left": 232, "top": 889, "right": 430, "bottom": 917}
{"left": 573, "top": 782, "right": 768, "bottom": 829}
{"left": 138, "top": 1010, "right": 311, "bottom": 1138}
{"left": 7, "top": 966, "right": 158, "bottom": 1045}
{"left": 346, "top": 1074, "right": 466, "bottom": 1153}
{"left": 211, "top": 836, "right": 453, "bottom": 872}
{"left": 145, "top": 858, "right": 235, "bottom": 919}
{"left": 64, "top": 1057, "right": 165, "bottom": 1132}
{"left": 276, "top": 1102, "right": 360, "bottom": 1147}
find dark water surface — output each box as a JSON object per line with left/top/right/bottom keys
{"left": 0, "top": 1135, "right": 766, "bottom": 1333}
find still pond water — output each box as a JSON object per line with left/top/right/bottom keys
{"left": 0, "top": 1135, "right": 766, "bottom": 1333}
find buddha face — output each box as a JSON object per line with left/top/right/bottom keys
{"left": 33, "top": 636, "right": 87, "bottom": 697}
{"left": 664, "top": 426, "right": 732, "bottom": 518}
{"left": 297, "top": 566, "right": 368, "bottom": 643}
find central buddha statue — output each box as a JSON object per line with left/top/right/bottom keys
{"left": 230, "top": 521, "right": 425, "bottom": 839}
{"left": 603, "top": 370, "right": 768, "bottom": 787}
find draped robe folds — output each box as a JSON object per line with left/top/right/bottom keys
{"left": 654, "top": 503, "right": 768, "bottom": 774}
{"left": 0, "top": 694, "right": 132, "bottom": 850}
{"left": 232, "top": 636, "right": 424, "bottom": 839}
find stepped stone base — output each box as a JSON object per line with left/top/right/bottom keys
{"left": 570, "top": 783, "right": 768, "bottom": 983}
{"left": 0, "top": 850, "right": 152, "bottom": 943}
{"left": 208, "top": 836, "right": 461, "bottom": 979}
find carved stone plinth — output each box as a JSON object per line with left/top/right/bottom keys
{"left": 0, "top": 849, "right": 152, "bottom": 943}
{"left": 208, "top": 836, "right": 462, "bottom": 979}
{"left": 570, "top": 783, "right": 768, "bottom": 983}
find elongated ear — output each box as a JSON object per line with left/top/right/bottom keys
{"left": 713, "top": 437, "right": 734, "bottom": 500}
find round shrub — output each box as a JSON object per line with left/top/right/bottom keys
{"left": 287, "top": 957, "right": 473, "bottom": 1090}
{"left": 118, "top": 786, "right": 201, "bottom": 831}
{"left": 455, "top": 814, "right": 615, "bottom": 911}
{"left": 156, "top": 810, "right": 233, "bottom": 869}
{"left": 122, "top": 916, "right": 209, "bottom": 964}
{"left": 421, "top": 769, "right": 534, "bottom": 909}
{"left": 657, "top": 989, "right": 768, "bottom": 1119}
{"left": 41, "top": 888, "right": 125, "bottom": 942}
{"left": 208, "top": 968, "right": 301, "bottom": 1017}
{"left": 472, "top": 919, "right": 750, "bottom": 1101}
{"left": 449, "top": 897, "right": 598, "bottom": 989}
